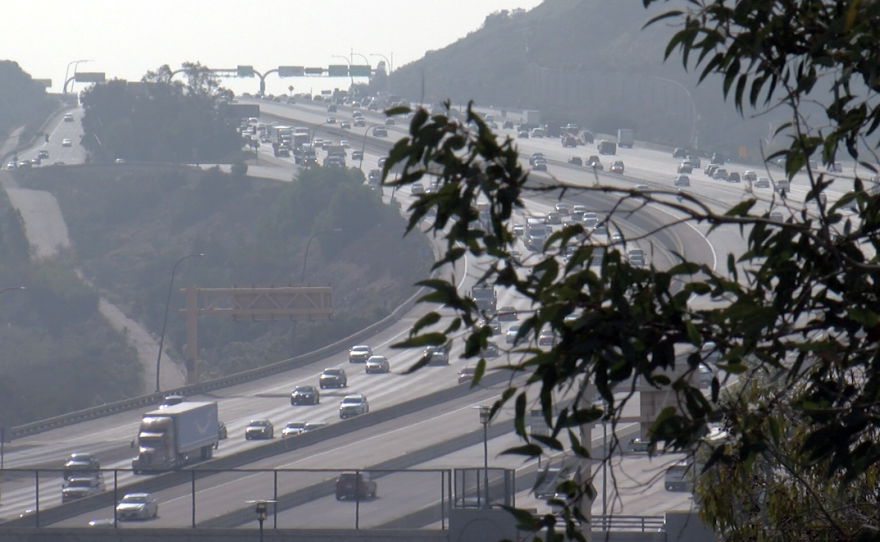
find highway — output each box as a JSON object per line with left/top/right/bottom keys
{"left": 1, "top": 93, "right": 842, "bottom": 528}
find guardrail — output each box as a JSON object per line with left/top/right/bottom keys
{"left": 593, "top": 515, "right": 665, "bottom": 532}
{"left": 7, "top": 275, "right": 430, "bottom": 441}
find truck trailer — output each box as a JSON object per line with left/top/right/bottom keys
{"left": 617, "top": 129, "right": 635, "bottom": 148}
{"left": 131, "top": 402, "right": 219, "bottom": 473}
{"left": 470, "top": 286, "right": 497, "bottom": 315}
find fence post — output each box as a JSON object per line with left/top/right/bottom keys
{"left": 274, "top": 469, "right": 278, "bottom": 530}
{"left": 34, "top": 470, "right": 40, "bottom": 527}
{"left": 440, "top": 470, "right": 446, "bottom": 530}
{"left": 191, "top": 469, "right": 196, "bottom": 528}
{"left": 355, "top": 469, "right": 360, "bottom": 530}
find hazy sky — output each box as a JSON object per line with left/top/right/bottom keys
{"left": 2, "top": 0, "right": 543, "bottom": 96}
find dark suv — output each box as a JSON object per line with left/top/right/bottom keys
{"left": 335, "top": 472, "right": 377, "bottom": 500}
{"left": 320, "top": 368, "right": 347, "bottom": 388}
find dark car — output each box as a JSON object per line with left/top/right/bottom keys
{"left": 677, "top": 163, "right": 693, "bottom": 174}
{"left": 351, "top": 150, "right": 364, "bottom": 161}
{"left": 290, "top": 385, "right": 320, "bottom": 405}
{"left": 335, "top": 472, "right": 377, "bottom": 500}
{"left": 320, "top": 368, "right": 347, "bottom": 388}
{"left": 160, "top": 394, "right": 185, "bottom": 409}
{"left": 245, "top": 420, "right": 274, "bottom": 440}
{"left": 673, "top": 147, "right": 688, "bottom": 158}
{"left": 610, "top": 161, "right": 625, "bottom": 174}
{"left": 581, "top": 131, "right": 595, "bottom": 144}
{"left": 568, "top": 157, "right": 583, "bottom": 166}
{"left": 218, "top": 421, "right": 228, "bottom": 440}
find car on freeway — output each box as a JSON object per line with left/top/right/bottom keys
{"left": 5, "top": 161, "right": 14, "bottom": 170}
{"left": 827, "top": 162, "right": 843, "bottom": 173}
{"left": 365, "top": 355, "right": 390, "bottom": 374}
{"left": 610, "top": 232, "right": 623, "bottom": 243}
{"left": 497, "top": 306, "right": 517, "bottom": 321}
{"left": 326, "top": 117, "right": 337, "bottom": 124}
{"left": 340, "top": 139, "right": 350, "bottom": 148}
{"left": 610, "top": 161, "right": 625, "bottom": 174}
{"left": 368, "top": 169, "right": 382, "bottom": 185}
{"left": 755, "top": 177, "right": 771, "bottom": 188}
{"left": 503, "top": 120, "right": 514, "bottom": 129}
{"left": 354, "top": 118, "right": 366, "bottom": 127}
{"left": 505, "top": 325, "right": 522, "bottom": 345}
{"left": 728, "top": 172, "right": 742, "bottom": 183}
{"left": 568, "top": 157, "right": 583, "bottom": 166}
{"left": 385, "top": 117, "right": 396, "bottom": 126}
{"left": 114, "top": 158, "right": 125, "bottom": 164}
{"left": 88, "top": 518, "right": 115, "bottom": 528}
{"left": 510, "top": 250, "right": 522, "bottom": 262}
{"left": 327, "top": 104, "right": 337, "bottom": 113}
{"left": 335, "top": 472, "right": 377, "bottom": 500}
{"left": 677, "top": 163, "right": 693, "bottom": 174}
{"left": 743, "top": 170, "right": 758, "bottom": 182}
{"left": 115, "top": 493, "right": 158, "bottom": 521}
{"left": 63, "top": 113, "right": 74, "bottom": 122}
{"left": 769, "top": 212, "right": 785, "bottom": 223}
{"left": 319, "top": 368, "right": 348, "bottom": 388}
{"left": 581, "top": 130, "right": 595, "bottom": 144}
{"left": 31, "top": 157, "right": 41, "bottom": 166}
{"left": 218, "top": 421, "right": 228, "bottom": 440}
{"left": 705, "top": 164, "right": 718, "bottom": 177}
{"left": 586, "top": 156, "right": 603, "bottom": 170}
{"left": 282, "top": 422, "right": 307, "bottom": 438}
{"left": 290, "top": 385, "right": 320, "bottom": 405}
{"left": 424, "top": 346, "right": 449, "bottom": 365}
{"left": 412, "top": 183, "right": 425, "bottom": 195}
{"left": 672, "top": 147, "right": 688, "bottom": 158}
{"left": 349, "top": 344, "right": 373, "bottom": 363}
{"left": 674, "top": 175, "right": 690, "bottom": 187}
{"left": 684, "top": 156, "right": 702, "bottom": 168}
{"left": 458, "top": 365, "right": 477, "bottom": 384}
{"left": 532, "top": 159, "right": 547, "bottom": 172}
{"left": 38, "top": 150, "right": 49, "bottom": 159}
{"left": 339, "top": 394, "right": 369, "bottom": 419}
{"left": 517, "top": 130, "right": 529, "bottom": 139}
{"left": 245, "top": 419, "right": 274, "bottom": 440}
{"left": 351, "top": 150, "right": 363, "bottom": 161}
{"left": 628, "top": 438, "right": 651, "bottom": 453}
{"left": 377, "top": 157, "right": 387, "bottom": 168}
{"left": 628, "top": 249, "right": 646, "bottom": 266}
{"left": 538, "top": 329, "right": 557, "bottom": 347}
{"left": 62, "top": 475, "right": 105, "bottom": 502}
{"left": 546, "top": 211, "right": 562, "bottom": 224}
{"left": 480, "top": 342, "right": 500, "bottom": 358}
{"left": 513, "top": 223, "right": 524, "bottom": 236}
{"left": 160, "top": 394, "right": 185, "bottom": 408}
{"left": 713, "top": 168, "right": 729, "bottom": 181}
{"left": 554, "top": 203, "right": 570, "bottom": 214}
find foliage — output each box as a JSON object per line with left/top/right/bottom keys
{"left": 79, "top": 64, "right": 241, "bottom": 163}
{"left": 27, "top": 164, "right": 431, "bottom": 382}
{"left": 0, "top": 191, "right": 140, "bottom": 427}
{"left": 385, "top": 68, "right": 879, "bottom": 541}
{"left": 0, "top": 60, "right": 59, "bottom": 147}
{"left": 696, "top": 374, "right": 880, "bottom": 542}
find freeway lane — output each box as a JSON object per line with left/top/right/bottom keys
{"left": 1, "top": 101, "right": 718, "bottom": 526}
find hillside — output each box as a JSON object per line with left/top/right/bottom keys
{"left": 389, "top": 0, "right": 789, "bottom": 159}
{"left": 0, "top": 60, "right": 59, "bottom": 145}
{"left": 25, "top": 165, "right": 433, "bottom": 381}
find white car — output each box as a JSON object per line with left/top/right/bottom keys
{"left": 755, "top": 177, "right": 771, "bottom": 188}
{"left": 116, "top": 493, "right": 158, "bottom": 521}
{"left": 282, "top": 422, "right": 307, "bottom": 437}
{"left": 5, "top": 161, "right": 15, "bottom": 170}
{"left": 62, "top": 138, "right": 72, "bottom": 147}
{"left": 365, "top": 355, "right": 390, "bottom": 374}
{"left": 506, "top": 325, "right": 522, "bottom": 345}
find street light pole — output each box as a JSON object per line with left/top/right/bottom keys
{"left": 300, "top": 229, "right": 342, "bottom": 283}
{"left": 332, "top": 55, "right": 354, "bottom": 88}
{"left": 63, "top": 59, "right": 92, "bottom": 96}
{"left": 479, "top": 406, "right": 491, "bottom": 508}
{"left": 155, "top": 254, "right": 204, "bottom": 393}
{"left": 0, "top": 286, "right": 25, "bottom": 471}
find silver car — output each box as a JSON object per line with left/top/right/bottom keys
{"left": 365, "top": 355, "right": 391, "bottom": 374}
{"left": 116, "top": 493, "right": 158, "bottom": 520}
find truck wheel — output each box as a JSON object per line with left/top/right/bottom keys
{"left": 335, "top": 493, "right": 343, "bottom": 501}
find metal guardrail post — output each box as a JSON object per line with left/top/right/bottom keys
{"left": 191, "top": 469, "right": 196, "bottom": 528}
{"left": 273, "top": 470, "right": 278, "bottom": 530}
{"left": 34, "top": 470, "right": 40, "bottom": 527}
{"left": 354, "top": 468, "right": 360, "bottom": 530}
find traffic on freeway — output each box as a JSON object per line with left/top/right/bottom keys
{"left": 4, "top": 94, "right": 794, "bottom": 529}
